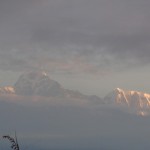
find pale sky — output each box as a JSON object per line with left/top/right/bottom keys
{"left": 0, "top": 0, "right": 150, "bottom": 96}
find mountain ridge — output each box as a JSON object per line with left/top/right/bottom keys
{"left": 0, "top": 71, "right": 150, "bottom": 116}
{"left": 104, "top": 88, "right": 150, "bottom": 116}
{"left": 0, "top": 71, "right": 102, "bottom": 103}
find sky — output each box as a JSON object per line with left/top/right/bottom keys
{"left": 0, "top": 0, "right": 150, "bottom": 96}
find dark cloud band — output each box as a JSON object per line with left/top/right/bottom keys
{"left": 0, "top": 0, "right": 150, "bottom": 73}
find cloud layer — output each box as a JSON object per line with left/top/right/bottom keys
{"left": 0, "top": 0, "right": 150, "bottom": 74}
{"left": 1, "top": 95, "right": 150, "bottom": 150}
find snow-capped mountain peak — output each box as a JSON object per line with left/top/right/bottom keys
{"left": 115, "top": 88, "right": 124, "bottom": 92}
{"left": 12, "top": 71, "right": 102, "bottom": 101}
{"left": 13, "top": 71, "right": 64, "bottom": 96}
{"left": 0, "top": 86, "right": 15, "bottom": 94}
{"left": 104, "top": 88, "right": 150, "bottom": 116}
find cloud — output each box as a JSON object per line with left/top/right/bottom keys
{"left": 0, "top": 0, "right": 150, "bottom": 74}
{"left": 1, "top": 95, "right": 150, "bottom": 150}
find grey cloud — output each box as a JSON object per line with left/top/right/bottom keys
{"left": 0, "top": 0, "right": 150, "bottom": 73}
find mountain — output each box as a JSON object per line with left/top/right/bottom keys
{"left": 14, "top": 71, "right": 65, "bottom": 97}
{"left": 104, "top": 88, "right": 150, "bottom": 116}
{"left": 1, "top": 71, "right": 150, "bottom": 116}
{"left": 0, "top": 86, "right": 15, "bottom": 94}
{"left": 12, "top": 71, "right": 102, "bottom": 103}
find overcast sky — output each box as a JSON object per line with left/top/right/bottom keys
{"left": 1, "top": 1, "right": 150, "bottom": 149}
{"left": 0, "top": 0, "right": 150, "bottom": 96}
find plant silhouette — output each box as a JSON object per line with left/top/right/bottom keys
{"left": 2, "top": 133, "right": 20, "bottom": 150}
